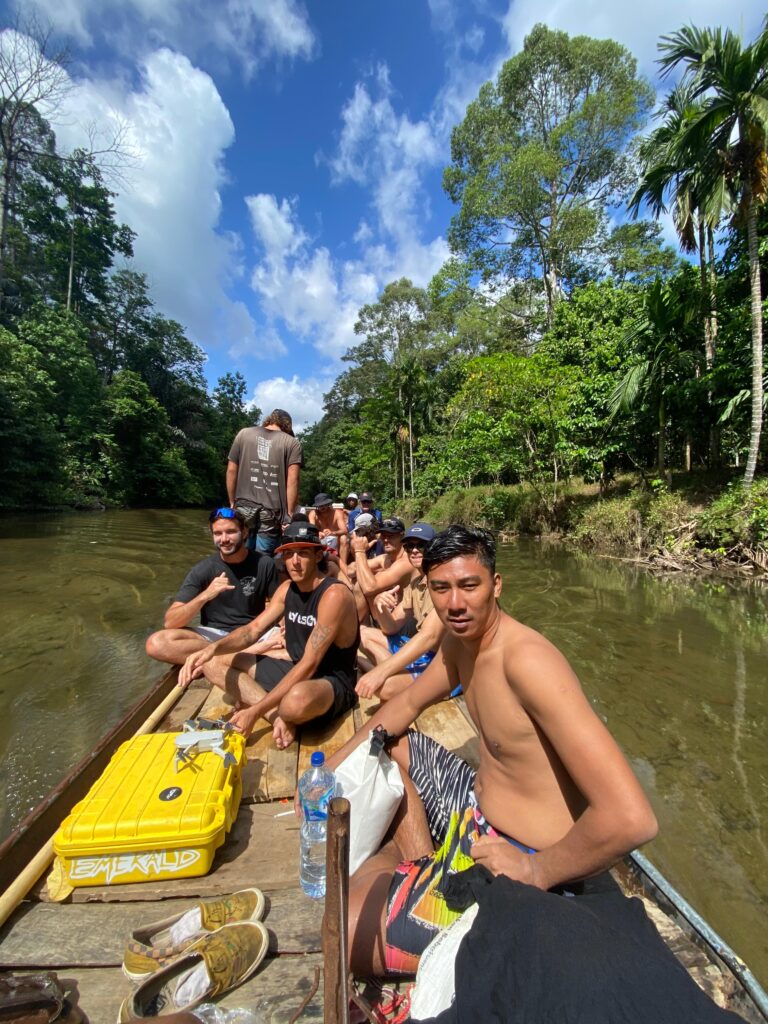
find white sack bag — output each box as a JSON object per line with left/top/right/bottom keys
{"left": 335, "top": 727, "right": 404, "bottom": 875}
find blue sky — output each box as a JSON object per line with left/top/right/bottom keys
{"left": 2, "top": 0, "right": 764, "bottom": 428}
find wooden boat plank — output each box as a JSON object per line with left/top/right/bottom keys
{"left": 36, "top": 954, "right": 324, "bottom": 1024}
{"left": 242, "top": 721, "right": 276, "bottom": 803}
{"left": 353, "top": 695, "right": 380, "bottom": 731}
{"left": 157, "top": 680, "right": 210, "bottom": 732}
{"left": 415, "top": 699, "right": 481, "bottom": 768}
{"left": 297, "top": 709, "right": 356, "bottom": 779}
{"left": 37, "top": 805, "right": 301, "bottom": 903}
{"left": 265, "top": 742, "right": 299, "bottom": 801}
{"left": 0, "top": 888, "right": 322, "bottom": 966}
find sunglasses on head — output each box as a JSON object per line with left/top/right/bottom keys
{"left": 209, "top": 507, "right": 237, "bottom": 522}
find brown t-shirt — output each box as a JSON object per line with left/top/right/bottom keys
{"left": 402, "top": 573, "right": 433, "bottom": 629}
{"left": 228, "top": 427, "right": 303, "bottom": 524}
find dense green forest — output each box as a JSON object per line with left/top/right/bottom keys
{"left": 1, "top": 20, "right": 767, "bottom": 548}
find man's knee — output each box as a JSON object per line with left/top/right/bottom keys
{"left": 145, "top": 630, "right": 170, "bottom": 660}
{"left": 387, "top": 733, "right": 411, "bottom": 773}
{"left": 278, "top": 681, "right": 332, "bottom": 722}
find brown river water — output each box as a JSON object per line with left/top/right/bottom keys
{"left": 0, "top": 509, "right": 766, "bottom": 984}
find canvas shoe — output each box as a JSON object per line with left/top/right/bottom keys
{"left": 122, "top": 888, "right": 266, "bottom": 983}
{"left": 117, "top": 920, "right": 269, "bottom": 1021}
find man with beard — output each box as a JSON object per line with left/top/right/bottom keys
{"left": 180, "top": 521, "right": 359, "bottom": 749}
{"left": 145, "top": 508, "right": 280, "bottom": 667}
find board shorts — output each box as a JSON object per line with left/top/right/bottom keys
{"left": 384, "top": 731, "right": 536, "bottom": 976}
{"left": 188, "top": 625, "right": 228, "bottom": 642}
{"left": 386, "top": 632, "right": 435, "bottom": 677}
{"left": 255, "top": 655, "right": 357, "bottom": 721}
{"left": 385, "top": 632, "right": 462, "bottom": 696}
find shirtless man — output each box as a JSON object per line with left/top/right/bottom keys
{"left": 180, "top": 521, "right": 359, "bottom": 749}
{"left": 323, "top": 525, "right": 658, "bottom": 976}
{"left": 351, "top": 516, "right": 412, "bottom": 622}
{"left": 357, "top": 523, "right": 446, "bottom": 700}
{"left": 309, "top": 493, "right": 350, "bottom": 564}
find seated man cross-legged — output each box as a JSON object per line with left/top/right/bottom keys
{"left": 322, "top": 525, "right": 658, "bottom": 977}
{"left": 357, "top": 523, "right": 449, "bottom": 701}
{"left": 145, "top": 508, "right": 280, "bottom": 667}
{"left": 180, "top": 521, "right": 360, "bottom": 749}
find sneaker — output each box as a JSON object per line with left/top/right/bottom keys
{"left": 117, "top": 921, "right": 269, "bottom": 1021}
{"left": 122, "top": 888, "right": 266, "bottom": 983}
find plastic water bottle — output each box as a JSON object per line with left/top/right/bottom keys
{"left": 298, "top": 751, "right": 336, "bottom": 899}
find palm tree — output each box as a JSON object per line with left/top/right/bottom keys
{"left": 657, "top": 20, "right": 768, "bottom": 487}
{"left": 609, "top": 278, "right": 699, "bottom": 477}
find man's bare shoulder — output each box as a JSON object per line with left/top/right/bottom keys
{"left": 318, "top": 578, "right": 356, "bottom": 615}
{"left": 495, "top": 613, "right": 583, "bottom": 699}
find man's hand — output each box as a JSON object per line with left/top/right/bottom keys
{"left": 356, "top": 664, "right": 388, "bottom": 699}
{"left": 470, "top": 835, "right": 542, "bottom": 888}
{"left": 230, "top": 705, "right": 261, "bottom": 736}
{"left": 351, "top": 534, "right": 369, "bottom": 555}
{"left": 179, "top": 645, "right": 217, "bottom": 688}
{"left": 373, "top": 587, "right": 400, "bottom": 615}
{"left": 203, "top": 572, "right": 235, "bottom": 600}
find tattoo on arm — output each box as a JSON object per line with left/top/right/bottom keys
{"left": 310, "top": 624, "right": 332, "bottom": 652}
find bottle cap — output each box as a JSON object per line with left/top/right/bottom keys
{"left": 310, "top": 752, "right": 325, "bottom": 766}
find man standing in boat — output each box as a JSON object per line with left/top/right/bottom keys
{"left": 145, "top": 508, "right": 280, "bottom": 668}
{"left": 179, "top": 521, "right": 359, "bottom": 749}
{"left": 226, "top": 408, "right": 303, "bottom": 555}
{"left": 322, "top": 525, "right": 658, "bottom": 976}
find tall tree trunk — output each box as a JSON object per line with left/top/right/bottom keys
{"left": 408, "top": 402, "right": 414, "bottom": 496}
{"left": 657, "top": 391, "right": 666, "bottom": 478}
{"left": 743, "top": 195, "right": 763, "bottom": 489}
{"left": 0, "top": 160, "right": 13, "bottom": 310}
{"left": 67, "top": 224, "right": 75, "bottom": 312}
{"left": 706, "top": 226, "right": 721, "bottom": 467}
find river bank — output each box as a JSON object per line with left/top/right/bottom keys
{"left": 403, "top": 473, "right": 768, "bottom": 582}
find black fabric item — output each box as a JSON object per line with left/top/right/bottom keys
{"left": 175, "top": 552, "right": 278, "bottom": 631}
{"left": 255, "top": 654, "right": 357, "bottom": 720}
{"left": 413, "top": 867, "right": 743, "bottom": 1024}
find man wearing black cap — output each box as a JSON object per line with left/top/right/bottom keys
{"left": 226, "top": 409, "right": 303, "bottom": 555}
{"left": 351, "top": 515, "right": 412, "bottom": 622}
{"left": 180, "top": 521, "right": 359, "bottom": 749}
{"left": 308, "top": 492, "right": 350, "bottom": 563}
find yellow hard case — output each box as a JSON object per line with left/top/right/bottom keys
{"left": 53, "top": 730, "right": 246, "bottom": 887}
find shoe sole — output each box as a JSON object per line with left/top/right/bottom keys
{"left": 122, "top": 889, "right": 267, "bottom": 985}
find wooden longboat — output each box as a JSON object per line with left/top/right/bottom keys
{"left": 0, "top": 674, "right": 766, "bottom": 1023}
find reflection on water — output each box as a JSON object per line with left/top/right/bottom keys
{"left": 496, "top": 539, "right": 768, "bottom": 988}
{"left": 0, "top": 513, "right": 766, "bottom": 984}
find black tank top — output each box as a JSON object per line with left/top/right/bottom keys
{"left": 284, "top": 576, "right": 359, "bottom": 683}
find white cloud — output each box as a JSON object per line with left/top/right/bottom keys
{"left": 23, "top": 0, "right": 316, "bottom": 76}
{"left": 48, "top": 46, "right": 266, "bottom": 362}
{"left": 500, "top": 1, "right": 765, "bottom": 76}
{"left": 250, "top": 374, "right": 332, "bottom": 432}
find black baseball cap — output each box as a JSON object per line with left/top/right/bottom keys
{"left": 313, "top": 492, "right": 333, "bottom": 507}
{"left": 379, "top": 516, "right": 405, "bottom": 535}
{"left": 359, "top": 492, "right": 374, "bottom": 502}
{"left": 275, "top": 521, "right": 323, "bottom": 553}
